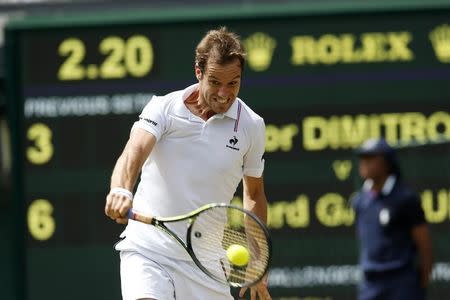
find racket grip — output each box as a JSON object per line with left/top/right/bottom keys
{"left": 127, "top": 209, "right": 154, "bottom": 224}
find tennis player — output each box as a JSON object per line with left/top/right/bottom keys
{"left": 105, "top": 27, "right": 271, "bottom": 300}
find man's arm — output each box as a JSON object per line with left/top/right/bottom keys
{"left": 239, "top": 175, "right": 272, "bottom": 300}
{"left": 242, "top": 175, "right": 267, "bottom": 224}
{"left": 104, "top": 127, "right": 156, "bottom": 224}
{"left": 411, "top": 223, "right": 433, "bottom": 288}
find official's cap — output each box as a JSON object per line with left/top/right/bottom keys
{"left": 356, "top": 138, "right": 401, "bottom": 176}
{"left": 355, "top": 138, "right": 394, "bottom": 156}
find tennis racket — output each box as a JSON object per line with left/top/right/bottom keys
{"left": 127, "top": 203, "right": 271, "bottom": 288}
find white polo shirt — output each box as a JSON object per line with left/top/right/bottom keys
{"left": 119, "top": 83, "right": 266, "bottom": 260}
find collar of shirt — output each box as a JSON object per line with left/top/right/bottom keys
{"left": 172, "top": 83, "right": 241, "bottom": 121}
{"left": 362, "top": 175, "right": 397, "bottom": 196}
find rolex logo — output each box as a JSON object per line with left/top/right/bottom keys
{"left": 429, "top": 24, "right": 450, "bottom": 63}
{"left": 243, "top": 32, "right": 276, "bottom": 72}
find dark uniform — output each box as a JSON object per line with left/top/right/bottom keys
{"left": 352, "top": 140, "right": 427, "bottom": 300}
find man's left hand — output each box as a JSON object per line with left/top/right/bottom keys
{"left": 239, "top": 275, "right": 271, "bottom": 300}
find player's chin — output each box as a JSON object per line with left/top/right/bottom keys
{"left": 213, "top": 100, "right": 234, "bottom": 113}
{"left": 213, "top": 107, "right": 228, "bottom": 114}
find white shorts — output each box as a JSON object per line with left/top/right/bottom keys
{"left": 117, "top": 239, "right": 233, "bottom": 300}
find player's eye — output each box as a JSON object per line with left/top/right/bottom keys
{"left": 209, "top": 80, "right": 220, "bottom": 86}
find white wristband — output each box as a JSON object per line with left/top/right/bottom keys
{"left": 110, "top": 187, "right": 133, "bottom": 201}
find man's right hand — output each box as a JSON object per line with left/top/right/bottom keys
{"left": 105, "top": 128, "right": 156, "bottom": 224}
{"left": 105, "top": 192, "right": 132, "bottom": 224}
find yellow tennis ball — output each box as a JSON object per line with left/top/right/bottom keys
{"left": 226, "top": 244, "right": 250, "bottom": 266}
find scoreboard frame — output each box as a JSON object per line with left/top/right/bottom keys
{"left": 5, "top": 1, "right": 450, "bottom": 299}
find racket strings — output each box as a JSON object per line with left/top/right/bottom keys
{"left": 189, "top": 207, "right": 270, "bottom": 285}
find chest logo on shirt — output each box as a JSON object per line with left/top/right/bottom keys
{"left": 226, "top": 136, "right": 240, "bottom": 151}
{"left": 379, "top": 208, "right": 390, "bottom": 226}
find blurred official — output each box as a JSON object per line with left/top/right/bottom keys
{"left": 352, "top": 138, "right": 433, "bottom": 300}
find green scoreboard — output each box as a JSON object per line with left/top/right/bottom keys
{"left": 6, "top": 3, "right": 450, "bottom": 300}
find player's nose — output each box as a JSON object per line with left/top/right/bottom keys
{"left": 217, "top": 86, "right": 231, "bottom": 99}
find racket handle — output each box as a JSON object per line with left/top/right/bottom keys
{"left": 127, "top": 209, "right": 154, "bottom": 224}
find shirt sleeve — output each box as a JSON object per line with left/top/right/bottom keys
{"left": 132, "top": 96, "right": 167, "bottom": 141}
{"left": 403, "top": 193, "right": 426, "bottom": 227}
{"left": 243, "top": 117, "right": 266, "bottom": 178}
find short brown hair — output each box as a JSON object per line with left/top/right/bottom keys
{"left": 195, "top": 27, "right": 246, "bottom": 73}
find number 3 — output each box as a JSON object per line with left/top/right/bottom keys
{"left": 27, "top": 123, "right": 54, "bottom": 165}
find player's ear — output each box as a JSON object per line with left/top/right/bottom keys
{"left": 195, "top": 65, "right": 203, "bottom": 81}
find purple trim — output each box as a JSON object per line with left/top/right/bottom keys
{"left": 234, "top": 101, "right": 242, "bottom": 132}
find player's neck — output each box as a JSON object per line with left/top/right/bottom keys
{"left": 371, "top": 174, "right": 389, "bottom": 193}
{"left": 184, "top": 90, "right": 215, "bottom": 121}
